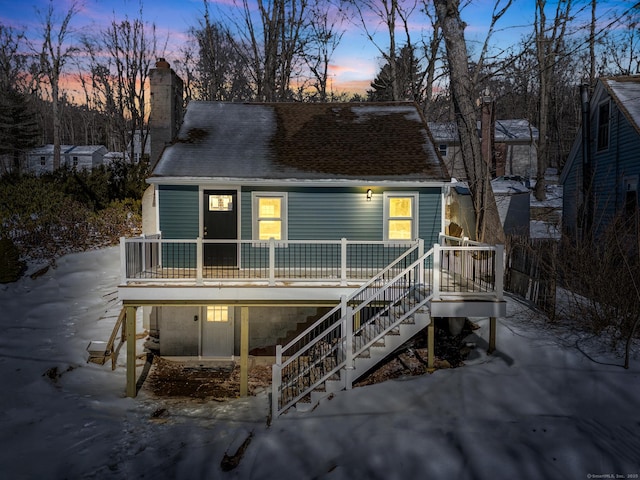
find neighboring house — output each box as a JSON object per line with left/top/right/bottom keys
{"left": 103, "top": 151, "right": 129, "bottom": 166}
{"left": 127, "top": 130, "right": 151, "bottom": 164}
{"left": 27, "top": 144, "right": 108, "bottom": 175}
{"left": 561, "top": 76, "right": 640, "bottom": 241}
{"left": 429, "top": 119, "right": 539, "bottom": 181}
{"left": 116, "top": 61, "right": 506, "bottom": 417}
{"left": 448, "top": 177, "right": 531, "bottom": 240}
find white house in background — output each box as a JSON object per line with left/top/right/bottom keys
{"left": 103, "top": 151, "right": 129, "bottom": 166}
{"left": 127, "top": 130, "right": 151, "bottom": 163}
{"left": 429, "top": 119, "right": 539, "bottom": 182}
{"left": 447, "top": 177, "right": 531, "bottom": 240}
{"left": 26, "top": 144, "right": 108, "bottom": 175}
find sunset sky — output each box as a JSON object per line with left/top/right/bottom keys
{"left": 0, "top": 0, "right": 621, "bottom": 96}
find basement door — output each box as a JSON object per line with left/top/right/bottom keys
{"left": 201, "top": 306, "right": 234, "bottom": 357}
{"left": 203, "top": 190, "right": 238, "bottom": 267}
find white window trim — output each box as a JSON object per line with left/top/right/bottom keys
{"left": 383, "top": 192, "right": 419, "bottom": 241}
{"left": 252, "top": 192, "right": 288, "bottom": 241}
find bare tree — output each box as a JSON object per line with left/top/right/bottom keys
{"left": 303, "top": 0, "right": 345, "bottom": 101}
{"left": 598, "top": 8, "right": 640, "bottom": 77}
{"left": 533, "top": 0, "right": 573, "bottom": 201}
{"left": 186, "top": 1, "right": 252, "bottom": 101}
{"left": 83, "top": 4, "right": 161, "bottom": 164}
{"left": 229, "top": 0, "right": 310, "bottom": 101}
{"left": 36, "top": 0, "right": 80, "bottom": 170}
{"left": 418, "top": 1, "right": 444, "bottom": 108}
{"left": 342, "top": 0, "right": 419, "bottom": 102}
{"left": 434, "top": 0, "right": 508, "bottom": 244}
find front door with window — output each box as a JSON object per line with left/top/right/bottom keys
{"left": 203, "top": 190, "right": 238, "bottom": 266}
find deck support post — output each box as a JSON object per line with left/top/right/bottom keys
{"left": 240, "top": 307, "right": 249, "bottom": 397}
{"left": 488, "top": 317, "right": 496, "bottom": 354}
{"left": 427, "top": 320, "right": 435, "bottom": 371}
{"left": 125, "top": 306, "right": 137, "bottom": 398}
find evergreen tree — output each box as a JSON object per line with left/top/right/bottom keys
{"left": 367, "top": 45, "right": 423, "bottom": 102}
{"left": 0, "top": 89, "right": 39, "bottom": 172}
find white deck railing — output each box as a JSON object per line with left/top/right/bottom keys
{"left": 120, "top": 235, "right": 419, "bottom": 286}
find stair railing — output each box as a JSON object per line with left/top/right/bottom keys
{"left": 272, "top": 240, "right": 434, "bottom": 418}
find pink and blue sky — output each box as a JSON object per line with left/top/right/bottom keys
{"left": 0, "top": 0, "right": 619, "bottom": 96}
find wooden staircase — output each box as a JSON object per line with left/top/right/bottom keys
{"left": 271, "top": 235, "right": 506, "bottom": 418}
{"left": 86, "top": 306, "right": 126, "bottom": 370}
{"left": 297, "top": 294, "right": 431, "bottom": 412}
{"left": 272, "top": 244, "right": 433, "bottom": 417}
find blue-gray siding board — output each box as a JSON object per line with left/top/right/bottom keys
{"left": 158, "top": 185, "right": 199, "bottom": 238}
{"left": 240, "top": 187, "right": 442, "bottom": 243}
{"left": 157, "top": 185, "right": 442, "bottom": 269}
{"left": 563, "top": 98, "right": 640, "bottom": 238}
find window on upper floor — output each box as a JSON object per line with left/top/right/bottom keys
{"left": 438, "top": 144, "right": 448, "bottom": 157}
{"left": 40, "top": 156, "right": 45, "bottom": 166}
{"left": 597, "top": 101, "right": 610, "bottom": 151}
{"left": 252, "top": 192, "right": 287, "bottom": 241}
{"left": 384, "top": 192, "right": 418, "bottom": 241}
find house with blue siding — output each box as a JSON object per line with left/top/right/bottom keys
{"left": 561, "top": 76, "right": 640, "bottom": 241}
{"left": 115, "top": 61, "right": 506, "bottom": 415}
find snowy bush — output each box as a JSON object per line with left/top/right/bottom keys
{"left": 0, "top": 168, "right": 143, "bottom": 273}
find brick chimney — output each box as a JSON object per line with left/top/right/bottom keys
{"left": 149, "top": 58, "right": 184, "bottom": 168}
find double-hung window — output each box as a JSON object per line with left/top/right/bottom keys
{"left": 384, "top": 192, "right": 418, "bottom": 241}
{"left": 253, "top": 192, "right": 287, "bottom": 241}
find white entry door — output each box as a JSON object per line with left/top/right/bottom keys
{"left": 201, "top": 306, "right": 234, "bottom": 357}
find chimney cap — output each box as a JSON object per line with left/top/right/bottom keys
{"left": 155, "top": 58, "right": 170, "bottom": 69}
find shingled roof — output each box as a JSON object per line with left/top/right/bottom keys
{"left": 150, "top": 101, "right": 449, "bottom": 183}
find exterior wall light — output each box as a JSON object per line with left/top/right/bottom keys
{"left": 366, "top": 189, "right": 373, "bottom": 201}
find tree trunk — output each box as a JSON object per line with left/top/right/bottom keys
{"left": 51, "top": 81, "right": 61, "bottom": 170}
{"left": 434, "top": 0, "right": 504, "bottom": 244}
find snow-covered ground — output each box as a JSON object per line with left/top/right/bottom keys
{"left": 1, "top": 247, "right": 639, "bottom": 479}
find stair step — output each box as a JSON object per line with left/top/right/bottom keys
{"left": 325, "top": 378, "right": 345, "bottom": 393}
{"left": 295, "top": 400, "right": 314, "bottom": 413}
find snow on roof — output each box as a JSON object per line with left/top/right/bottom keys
{"left": 605, "top": 76, "right": 640, "bottom": 134}
{"left": 68, "top": 145, "right": 107, "bottom": 155}
{"left": 495, "top": 119, "right": 539, "bottom": 141}
{"left": 28, "top": 145, "right": 107, "bottom": 155}
{"left": 151, "top": 101, "right": 450, "bottom": 183}
{"left": 453, "top": 177, "right": 530, "bottom": 195}
{"left": 428, "top": 120, "right": 538, "bottom": 143}
{"left": 28, "top": 145, "right": 75, "bottom": 155}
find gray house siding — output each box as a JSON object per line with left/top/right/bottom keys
{"left": 562, "top": 147, "right": 581, "bottom": 238}
{"left": 563, "top": 87, "right": 640, "bottom": 239}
